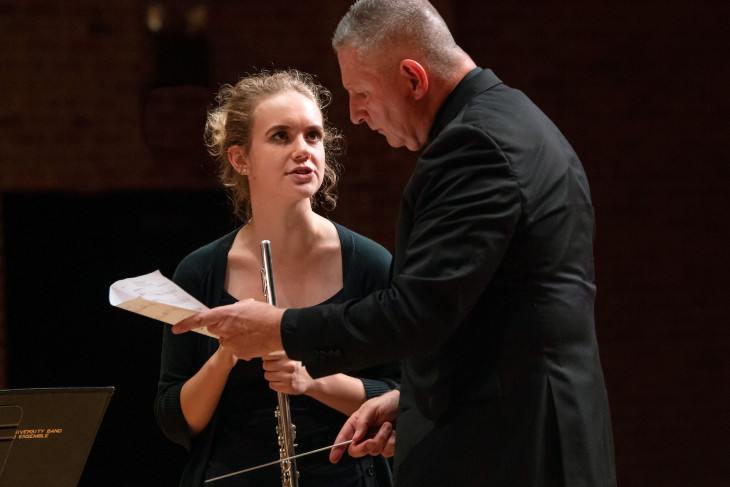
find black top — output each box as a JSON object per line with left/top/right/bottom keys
{"left": 282, "top": 69, "right": 616, "bottom": 486}
{"left": 155, "top": 221, "right": 400, "bottom": 487}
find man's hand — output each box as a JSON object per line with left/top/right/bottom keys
{"left": 172, "top": 299, "right": 285, "bottom": 360}
{"left": 330, "top": 389, "right": 400, "bottom": 463}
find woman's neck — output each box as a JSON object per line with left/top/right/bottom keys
{"left": 244, "top": 199, "right": 326, "bottom": 263}
{"left": 225, "top": 198, "right": 341, "bottom": 308}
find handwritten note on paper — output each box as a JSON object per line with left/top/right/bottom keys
{"left": 109, "top": 270, "right": 217, "bottom": 338}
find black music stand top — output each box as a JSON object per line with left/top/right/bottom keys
{"left": 0, "top": 387, "right": 114, "bottom": 487}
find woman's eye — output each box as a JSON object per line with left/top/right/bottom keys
{"left": 272, "top": 131, "right": 288, "bottom": 141}
{"left": 307, "top": 131, "right": 323, "bottom": 142}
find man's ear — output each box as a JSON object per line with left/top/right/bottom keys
{"left": 228, "top": 145, "right": 248, "bottom": 175}
{"left": 399, "top": 59, "right": 429, "bottom": 100}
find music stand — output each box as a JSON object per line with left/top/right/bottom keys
{"left": 0, "top": 405, "right": 22, "bottom": 478}
{"left": 0, "top": 387, "right": 114, "bottom": 487}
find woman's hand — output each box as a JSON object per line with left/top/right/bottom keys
{"left": 262, "top": 351, "right": 314, "bottom": 395}
{"left": 263, "top": 353, "right": 369, "bottom": 416}
{"left": 214, "top": 343, "right": 239, "bottom": 371}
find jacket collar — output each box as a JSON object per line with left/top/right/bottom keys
{"left": 428, "top": 68, "right": 503, "bottom": 141}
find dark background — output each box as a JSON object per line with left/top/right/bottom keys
{"left": 1, "top": 1, "right": 729, "bottom": 486}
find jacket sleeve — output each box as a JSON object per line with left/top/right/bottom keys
{"left": 282, "top": 124, "right": 521, "bottom": 377}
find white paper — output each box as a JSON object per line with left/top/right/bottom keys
{"left": 109, "top": 270, "right": 216, "bottom": 338}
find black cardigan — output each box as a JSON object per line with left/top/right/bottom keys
{"left": 155, "top": 221, "right": 400, "bottom": 486}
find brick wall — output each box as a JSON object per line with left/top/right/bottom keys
{"left": 1, "top": 0, "right": 729, "bottom": 485}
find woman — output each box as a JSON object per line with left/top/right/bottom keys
{"left": 155, "top": 70, "right": 399, "bottom": 487}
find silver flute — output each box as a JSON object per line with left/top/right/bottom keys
{"left": 260, "top": 240, "right": 300, "bottom": 487}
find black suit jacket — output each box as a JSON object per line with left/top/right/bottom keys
{"left": 283, "top": 69, "right": 616, "bottom": 486}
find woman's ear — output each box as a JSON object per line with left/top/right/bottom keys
{"left": 228, "top": 145, "right": 248, "bottom": 175}
{"left": 399, "top": 59, "right": 429, "bottom": 100}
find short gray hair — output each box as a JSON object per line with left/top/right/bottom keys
{"left": 332, "top": 0, "right": 462, "bottom": 78}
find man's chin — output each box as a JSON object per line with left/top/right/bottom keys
{"left": 394, "top": 139, "right": 421, "bottom": 152}
{"left": 383, "top": 133, "right": 409, "bottom": 150}
{"left": 404, "top": 140, "right": 422, "bottom": 152}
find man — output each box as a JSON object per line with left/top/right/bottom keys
{"left": 174, "top": 1, "right": 617, "bottom": 485}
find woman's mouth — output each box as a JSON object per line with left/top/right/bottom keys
{"left": 286, "top": 166, "right": 315, "bottom": 181}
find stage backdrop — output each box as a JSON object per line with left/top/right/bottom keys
{"left": 2, "top": 190, "right": 235, "bottom": 486}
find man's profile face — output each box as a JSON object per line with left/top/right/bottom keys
{"left": 337, "top": 46, "right": 421, "bottom": 151}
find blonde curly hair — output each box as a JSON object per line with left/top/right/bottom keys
{"left": 205, "top": 69, "right": 344, "bottom": 222}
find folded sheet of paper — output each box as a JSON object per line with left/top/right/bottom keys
{"left": 109, "top": 270, "right": 216, "bottom": 338}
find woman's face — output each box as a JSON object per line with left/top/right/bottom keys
{"left": 244, "top": 90, "right": 326, "bottom": 207}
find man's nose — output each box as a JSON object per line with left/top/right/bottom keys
{"left": 349, "top": 97, "right": 365, "bottom": 125}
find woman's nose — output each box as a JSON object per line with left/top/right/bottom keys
{"left": 292, "top": 135, "right": 310, "bottom": 160}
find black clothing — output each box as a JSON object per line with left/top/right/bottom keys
{"left": 155, "top": 222, "right": 399, "bottom": 486}
{"left": 282, "top": 69, "right": 616, "bottom": 486}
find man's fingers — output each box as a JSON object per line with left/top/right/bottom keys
{"left": 330, "top": 414, "right": 363, "bottom": 463}
{"left": 333, "top": 421, "right": 394, "bottom": 461}
{"left": 330, "top": 422, "right": 355, "bottom": 463}
{"left": 382, "top": 427, "right": 397, "bottom": 458}
{"left": 329, "top": 442, "right": 346, "bottom": 463}
{"left": 355, "top": 422, "right": 392, "bottom": 457}
{"left": 172, "top": 310, "right": 216, "bottom": 334}
{"left": 346, "top": 441, "right": 371, "bottom": 458}
{"left": 333, "top": 418, "right": 357, "bottom": 446}
{"left": 370, "top": 422, "right": 393, "bottom": 446}
{"left": 171, "top": 315, "right": 197, "bottom": 334}
{"left": 173, "top": 299, "right": 256, "bottom": 334}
